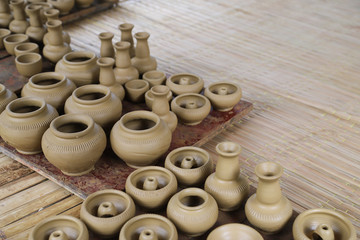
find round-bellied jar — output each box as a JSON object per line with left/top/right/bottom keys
{"left": 204, "top": 81, "right": 242, "bottom": 111}
{"left": 0, "top": 83, "right": 17, "bottom": 114}
{"left": 166, "top": 73, "right": 204, "bottom": 96}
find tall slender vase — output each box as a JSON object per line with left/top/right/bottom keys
{"left": 43, "top": 9, "right": 71, "bottom": 45}
{"left": 0, "top": 0, "right": 13, "bottom": 28}
{"left": 113, "top": 41, "right": 139, "bottom": 85}
{"left": 131, "top": 32, "right": 157, "bottom": 75}
{"left": 25, "top": 5, "right": 45, "bottom": 42}
{"left": 118, "top": 23, "right": 135, "bottom": 58}
{"left": 98, "top": 32, "right": 114, "bottom": 58}
{"left": 9, "top": 0, "right": 29, "bottom": 34}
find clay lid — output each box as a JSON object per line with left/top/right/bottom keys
{"left": 207, "top": 223, "right": 263, "bottom": 240}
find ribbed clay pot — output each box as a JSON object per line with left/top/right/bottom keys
{"left": 14, "top": 42, "right": 39, "bottom": 57}
{"left": 166, "top": 73, "right": 204, "bottom": 96}
{"left": 99, "top": 32, "right": 114, "bottom": 58}
{"left": 125, "top": 166, "right": 177, "bottom": 210}
{"left": 0, "top": 0, "right": 13, "bottom": 28}
{"left": 131, "top": 32, "right": 157, "bottom": 75}
{"left": 80, "top": 189, "right": 136, "bottom": 238}
{"left": 43, "top": 9, "right": 71, "bottom": 45}
{"left": 167, "top": 187, "right": 218, "bottom": 237}
{"left": 25, "top": 4, "right": 46, "bottom": 42}
{"left": 48, "top": 0, "right": 74, "bottom": 15}
{"left": 145, "top": 88, "right": 172, "bottom": 110}
{"left": 204, "top": 82, "right": 242, "bottom": 111}
{"left": 113, "top": 41, "right": 139, "bottom": 84}
{"left": 0, "top": 28, "right": 11, "bottom": 50}
{"left": 124, "top": 79, "right": 149, "bottom": 103}
{"left": 207, "top": 223, "right": 264, "bottom": 240}
{"left": 15, "top": 52, "right": 42, "bottom": 77}
{"left": 9, "top": 0, "right": 29, "bottom": 34}
{"left": 0, "top": 83, "right": 17, "bottom": 114}
{"left": 143, "top": 70, "right": 166, "bottom": 88}
{"left": 0, "top": 97, "right": 58, "bottom": 154}
{"left": 118, "top": 23, "right": 135, "bottom": 58}
{"left": 3, "top": 33, "right": 29, "bottom": 55}
{"left": 110, "top": 110, "right": 172, "bottom": 168}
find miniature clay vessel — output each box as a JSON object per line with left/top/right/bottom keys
{"left": 118, "top": 23, "right": 135, "bottom": 58}
{"left": 48, "top": 0, "right": 74, "bottom": 15}
{"left": 167, "top": 187, "right": 218, "bottom": 237}
{"left": 9, "top": 0, "right": 29, "bottom": 34}
{"left": 0, "top": 97, "right": 58, "bottom": 154}
{"left": 14, "top": 42, "right": 39, "bottom": 57}
{"left": 151, "top": 85, "right": 177, "bottom": 132}
{"left": 28, "top": 215, "right": 89, "bottom": 240}
{"left": 119, "top": 214, "right": 178, "bottom": 240}
{"left": 99, "top": 32, "right": 114, "bottom": 58}
{"left": 165, "top": 146, "right": 212, "bottom": 187}
{"left": 21, "top": 72, "right": 76, "bottom": 110}
{"left": 110, "top": 110, "right": 172, "bottom": 168}
{"left": 75, "top": 0, "right": 93, "bottom": 8}
{"left": 124, "top": 79, "right": 149, "bottom": 103}
{"left": 171, "top": 93, "right": 211, "bottom": 125}
{"left": 25, "top": 4, "right": 46, "bottom": 42}
{"left": 3, "top": 33, "right": 29, "bottom": 55}
{"left": 245, "top": 161, "right": 293, "bottom": 233}
{"left": 125, "top": 166, "right": 177, "bottom": 210}
{"left": 15, "top": 52, "right": 43, "bottom": 77}
{"left": 131, "top": 32, "right": 157, "bottom": 75}
{"left": 204, "top": 82, "right": 242, "bottom": 111}
{"left": 43, "top": 8, "right": 71, "bottom": 45}
{"left": 113, "top": 41, "right": 139, "bottom": 84}
{"left": 64, "top": 84, "right": 122, "bottom": 130}
{"left": 292, "top": 208, "right": 356, "bottom": 240}
{"left": 97, "top": 57, "right": 125, "bottom": 100}
{"left": 55, "top": 51, "right": 100, "bottom": 86}
{"left": 0, "top": 0, "right": 13, "bottom": 28}
{"left": 80, "top": 189, "right": 136, "bottom": 237}
{"left": 29, "top": 2, "right": 53, "bottom": 24}
{"left": 207, "top": 223, "right": 264, "bottom": 240}
{"left": 0, "top": 28, "right": 11, "bottom": 50}
{"left": 205, "top": 142, "right": 249, "bottom": 211}
{"left": 143, "top": 70, "right": 166, "bottom": 88}
{"left": 166, "top": 73, "right": 204, "bottom": 96}
{"left": 0, "top": 84, "right": 17, "bottom": 114}
{"left": 145, "top": 89, "right": 172, "bottom": 110}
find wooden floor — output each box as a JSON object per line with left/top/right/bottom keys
{"left": 1, "top": 0, "right": 360, "bottom": 239}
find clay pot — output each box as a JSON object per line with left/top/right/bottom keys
{"left": 145, "top": 88, "right": 172, "bottom": 110}
{"left": 245, "top": 161, "right": 293, "bottom": 233}
{"left": 28, "top": 215, "right": 89, "bottom": 240}
{"left": 14, "top": 42, "right": 39, "bottom": 57}
{"left": 64, "top": 84, "right": 122, "bottom": 130}
{"left": 205, "top": 142, "right": 249, "bottom": 211}
{"left": 143, "top": 70, "right": 166, "bottom": 88}
{"left": 3, "top": 33, "right": 29, "bottom": 55}
{"left": 110, "top": 110, "right": 172, "bottom": 168}
{"left": 21, "top": 72, "right": 76, "bottom": 110}
{"left": 48, "top": 0, "right": 74, "bottom": 15}
{"left": 207, "top": 223, "right": 264, "bottom": 240}
{"left": 204, "top": 82, "right": 242, "bottom": 111}
{"left": 0, "top": 84, "right": 17, "bottom": 114}
{"left": 113, "top": 41, "right": 139, "bottom": 84}
{"left": 99, "top": 32, "right": 114, "bottom": 58}
{"left": 75, "top": 0, "right": 93, "bottom": 8}
{"left": 0, "top": 97, "right": 58, "bottom": 154}
{"left": 131, "top": 32, "right": 157, "bottom": 75}
{"left": 80, "top": 189, "right": 136, "bottom": 237}
{"left": 124, "top": 79, "right": 149, "bottom": 103}
{"left": 0, "top": 28, "right": 11, "bottom": 49}
{"left": 15, "top": 52, "right": 43, "bottom": 77}
{"left": 43, "top": 8, "right": 71, "bottom": 45}
{"left": 25, "top": 4, "right": 46, "bottom": 42}
{"left": 0, "top": 0, "right": 13, "bottom": 28}
{"left": 167, "top": 187, "right": 218, "bottom": 237}
{"left": 165, "top": 146, "right": 212, "bottom": 187}
{"left": 171, "top": 93, "right": 211, "bottom": 125}
{"left": 166, "top": 73, "right": 204, "bottom": 96}
{"left": 29, "top": 2, "right": 53, "bottom": 24}
{"left": 9, "top": 0, "right": 29, "bottom": 34}
{"left": 119, "top": 214, "right": 178, "bottom": 240}
{"left": 118, "top": 23, "right": 135, "bottom": 58}
{"left": 125, "top": 166, "right": 177, "bottom": 210}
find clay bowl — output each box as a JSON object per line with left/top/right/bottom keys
{"left": 0, "top": 28, "right": 11, "bottom": 49}
{"left": 204, "top": 81, "right": 242, "bottom": 111}
{"left": 3, "top": 33, "right": 29, "bottom": 55}
{"left": 166, "top": 73, "right": 204, "bottom": 95}
{"left": 207, "top": 223, "right": 263, "bottom": 240}
{"left": 145, "top": 88, "right": 172, "bottom": 109}
{"left": 143, "top": 70, "right": 166, "bottom": 87}
{"left": 15, "top": 53, "right": 42, "bottom": 77}
{"left": 14, "top": 42, "right": 39, "bottom": 57}
{"left": 124, "top": 79, "right": 149, "bottom": 103}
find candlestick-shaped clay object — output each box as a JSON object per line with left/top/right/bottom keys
{"left": 131, "top": 32, "right": 157, "bottom": 75}
{"left": 25, "top": 4, "right": 46, "bottom": 42}
{"left": 118, "top": 23, "right": 135, "bottom": 58}
{"left": 99, "top": 32, "right": 114, "bottom": 58}
{"left": 113, "top": 41, "right": 139, "bottom": 84}
{"left": 9, "top": 0, "right": 29, "bottom": 34}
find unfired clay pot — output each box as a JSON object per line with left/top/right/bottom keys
{"left": 166, "top": 73, "right": 204, "bottom": 96}
{"left": 165, "top": 146, "right": 212, "bottom": 187}
{"left": 25, "top": 4, "right": 46, "bottom": 42}
{"left": 143, "top": 70, "right": 166, "bottom": 88}
{"left": 204, "top": 82, "right": 242, "bottom": 111}
{"left": 14, "top": 42, "right": 39, "bottom": 57}
{"left": 167, "top": 187, "right": 218, "bottom": 237}
{"left": 207, "top": 223, "right": 264, "bottom": 240}
{"left": 48, "top": 0, "right": 74, "bottom": 15}
{"left": 28, "top": 215, "right": 89, "bottom": 240}
{"left": 99, "top": 32, "right": 114, "bottom": 58}
{"left": 15, "top": 52, "right": 42, "bottom": 77}
{"left": 0, "top": 0, "right": 13, "bottom": 28}
{"left": 9, "top": 0, "right": 29, "bottom": 34}
{"left": 118, "top": 23, "right": 135, "bottom": 58}
{"left": 145, "top": 88, "right": 172, "bottom": 110}
{"left": 0, "top": 97, "right": 58, "bottom": 154}
{"left": 3, "top": 33, "right": 29, "bottom": 55}
{"left": 0, "top": 84, "right": 17, "bottom": 114}
{"left": 80, "top": 189, "right": 136, "bottom": 238}
{"left": 131, "top": 32, "right": 157, "bottom": 75}
{"left": 110, "top": 110, "right": 172, "bottom": 168}
{"left": 113, "top": 41, "right": 139, "bottom": 84}
{"left": 124, "top": 79, "right": 149, "bottom": 103}
{"left": 245, "top": 161, "right": 293, "bottom": 233}
{"left": 75, "top": 0, "right": 93, "bottom": 8}
{"left": 125, "top": 166, "right": 177, "bottom": 210}
{"left": 29, "top": 2, "right": 53, "bottom": 24}
{"left": 43, "top": 9, "right": 71, "bottom": 45}
{"left": 0, "top": 28, "right": 11, "bottom": 49}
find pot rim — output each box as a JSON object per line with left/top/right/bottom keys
{"left": 119, "top": 110, "right": 160, "bottom": 134}
{"left": 168, "top": 73, "right": 201, "bottom": 85}
{"left": 6, "top": 97, "right": 45, "bottom": 118}
{"left": 97, "top": 57, "right": 115, "bottom": 67}
{"left": 118, "top": 22, "right": 134, "bottom": 31}
{"left": 215, "top": 141, "right": 241, "bottom": 158}
{"left": 63, "top": 51, "right": 96, "bottom": 66}
{"left": 72, "top": 84, "right": 111, "bottom": 105}
{"left": 3, "top": 34, "right": 29, "bottom": 44}
{"left": 98, "top": 32, "right": 114, "bottom": 40}
{"left": 29, "top": 72, "right": 66, "bottom": 89}
{"left": 50, "top": 113, "right": 94, "bottom": 139}
{"left": 15, "top": 52, "right": 42, "bottom": 66}
{"left": 150, "top": 85, "right": 170, "bottom": 97}
{"left": 114, "top": 41, "right": 130, "bottom": 50}
{"left": 175, "top": 187, "right": 209, "bottom": 211}
{"left": 255, "top": 161, "right": 283, "bottom": 181}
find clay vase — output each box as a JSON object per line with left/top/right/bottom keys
{"left": 80, "top": 189, "right": 136, "bottom": 238}
{"left": 118, "top": 23, "right": 135, "bottom": 58}
{"left": 55, "top": 51, "right": 100, "bottom": 87}
{"left": 0, "top": 28, "right": 11, "bottom": 50}
{"left": 205, "top": 142, "right": 249, "bottom": 211}
{"left": 14, "top": 42, "right": 39, "bottom": 57}
{"left": 143, "top": 70, "right": 166, "bottom": 88}
{"left": 167, "top": 188, "right": 218, "bottom": 237}
{"left": 0, "top": 84, "right": 17, "bottom": 114}
{"left": 145, "top": 88, "right": 172, "bottom": 110}
{"left": 75, "top": 0, "right": 93, "bottom": 8}
{"left": 110, "top": 110, "right": 172, "bottom": 168}
{"left": 64, "top": 84, "right": 122, "bottom": 130}
{"left": 29, "top": 2, "right": 53, "bottom": 24}
{"left": 15, "top": 52, "right": 43, "bottom": 77}
{"left": 25, "top": 4, "right": 46, "bottom": 42}
{"left": 9, "top": 0, "right": 29, "bottom": 34}
{"left": 119, "top": 214, "right": 178, "bottom": 240}
{"left": 131, "top": 32, "right": 157, "bottom": 75}
{"left": 43, "top": 8, "right": 71, "bottom": 45}
{"left": 3, "top": 33, "right": 29, "bottom": 55}
{"left": 0, "top": 97, "right": 58, "bottom": 154}
{"left": 125, "top": 166, "right": 178, "bottom": 210}
{"left": 43, "top": 20, "right": 71, "bottom": 64}
{"left": 113, "top": 41, "right": 139, "bottom": 84}
{"left": 245, "top": 161, "right": 293, "bottom": 233}
{"left": 28, "top": 215, "right": 89, "bottom": 240}
{"left": 204, "top": 82, "right": 242, "bottom": 111}
{"left": 171, "top": 93, "right": 211, "bottom": 125}
{"left": 124, "top": 79, "right": 149, "bottom": 103}
{"left": 97, "top": 57, "right": 125, "bottom": 100}
{"left": 165, "top": 146, "right": 212, "bottom": 187}
{"left": 207, "top": 223, "right": 264, "bottom": 240}
{"left": 0, "top": 0, "right": 13, "bottom": 28}
{"left": 48, "top": 0, "right": 74, "bottom": 15}
{"left": 99, "top": 32, "right": 114, "bottom": 58}
{"left": 166, "top": 73, "right": 204, "bottom": 96}
{"left": 21, "top": 72, "right": 76, "bottom": 110}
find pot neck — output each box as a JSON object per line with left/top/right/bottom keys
{"left": 214, "top": 142, "right": 241, "bottom": 181}
{"left": 175, "top": 188, "right": 208, "bottom": 211}
{"left": 0, "top": 0, "right": 11, "bottom": 13}
{"left": 139, "top": 229, "right": 158, "bottom": 240}
{"left": 119, "top": 23, "right": 134, "bottom": 44}
{"left": 29, "top": 72, "right": 66, "bottom": 90}
{"left": 134, "top": 32, "right": 150, "bottom": 59}
{"left": 50, "top": 114, "right": 94, "bottom": 139}
{"left": 255, "top": 162, "right": 283, "bottom": 204}
{"left": 119, "top": 111, "right": 160, "bottom": 134}
{"left": 114, "top": 41, "right": 131, "bottom": 68}
{"left": 26, "top": 5, "right": 42, "bottom": 27}
{"left": 98, "top": 57, "right": 116, "bottom": 86}
{"left": 10, "top": 0, "right": 26, "bottom": 20}
{"left": 46, "top": 20, "right": 64, "bottom": 45}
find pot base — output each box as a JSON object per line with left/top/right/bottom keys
{"left": 62, "top": 166, "right": 94, "bottom": 176}
{"left": 183, "top": 120, "right": 202, "bottom": 126}
{"left": 216, "top": 107, "right": 233, "bottom": 112}
{"left": 17, "top": 149, "right": 42, "bottom": 155}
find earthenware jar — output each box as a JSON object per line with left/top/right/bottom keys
{"left": 0, "top": 0, "right": 13, "bottom": 28}
{"left": 64, "top": 84, "right": 122, "bottom": 130}
{"left": 0, "top": 84, "right": 17, "bottom": 114}
{"left": 292, "top": 208, "right": 356, "bottom": 240}
{"left": 30, "top": 2, "right": 53, "bottom": 24}
{"left": 0, "top": 97, "right": 58, "bottom": 154}
{"left": 124, "top": 79, "right": 149, "bottom": 103}
{"left": 165, "top": 146, "right": 212, "bottom": 187}
{"left": 48, "top": 0, "right": 74, "bottom": 15}
{"left": 43, "top": 8, "right": 71, "bottom": 45}
{"left": 118, "top": 23, "right": 135, "bottom": 58}
{"left": 125, "top": 166, "right": 177, "bottom": 210}
{"left": 3, "top": 33, "right": 29, "bottom": 55}
{"left": 205, "top": 142, "right": 249, "bottom": 211}
{"left": 75, "top": 0, "right": 93, "bottom": 8}
{"left": 207, "top": 223, "right": 264, "bottom": 240}
{"left": 143, "top": 70, "right": 166, "bottom": 88}
{"left": 114, "top": 41, "right": 139, "bottom": 84}
{"left": 0, "top": 28, "right": 11, "bottom": 49}
{"left": 15, "top": 52, "right": 43, "bottom": 77}
{"left": 245, "top": 161, "right": 293, "bottom": 233}
{"left": 145, "top": 89, "right": 172, "bottom": 110}
{"left": 55, "top": 51, "right": 100, "bottom": 87}
{"left": 25, "top": 4, "right": 45, "bottom": 42}
{"left": 171, "top": 93, "right": 211, "bottom": 125}
{"left": 166, "top": 73, "right": 204, "bottom": 96}
{"left": 14, "top": 42, "right": 39, "bottom": 57}
{"left": 28, "top": 215, "right": 89, "bottom": 240}
{"left": 80, "top": 189, "right": 135, "bottom": 237}
{"left": 167, "top": 187, "right": 218, "bottom": 237}
{"left": 110, "top": 110, "right": 172, "bottom": 168}
{"left": 21, "top": 72, "right": 76, "bottom": 110}
{"left": 131, "top": 32, "right": 157, "bottom": 75}
{"left": 9, "top": 0, "right": 29, "bottom": 34}
{"left": 43, "top": 20, "right": 71, "bottom": 63}
{"left": 204, "top": 82, "right": 242, "bottom": 111}
{"left": 97, "top": 57, "right": 125, "bottom": 100}
{"left": 99, "top": 32, "right": 114, "bottom": 58}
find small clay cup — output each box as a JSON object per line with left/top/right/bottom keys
{"left": 166, "top": 73, "right": 204, "bottom": 95}
{"left": 143, "top": 70, "right": 167, "bottom": 88}
{"left": 15, "top": 52, "right": 42, "bottom": 77}
{"left": 207, "top": 223, "right": 263, "bottom": 240}
{"left": 14, "top": 42, "right": 39, "bottom": 57}
{"left": 3, "top": 33, "right": 29, "bottom": 55}
{"left": 0, "top": 28, "right": 11, "bottom": 50}
{"left": 124, "top": 79, "right": 149, "bottom": 103}
{"left": 204, "top": 81, "right": 242, "bottom": 111}
{"left": 145, "top": 88, "right": 172, "bottom": 110}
